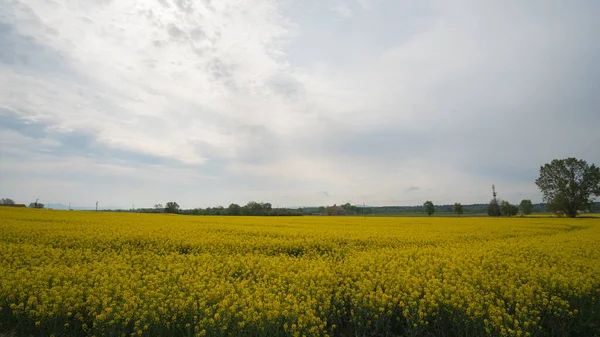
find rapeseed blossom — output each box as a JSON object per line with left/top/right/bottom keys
{"left": 0, "top": 208, "right": 599, "bottom": 336}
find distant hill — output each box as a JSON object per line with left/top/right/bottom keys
{"left": 43, "top": 201, "right": 600, "bottom": 215}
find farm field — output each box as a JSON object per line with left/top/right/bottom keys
{"left": 1, "top": 208, "right": 599, "bottom": 337}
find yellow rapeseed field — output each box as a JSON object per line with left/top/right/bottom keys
{"left": 1, "top": 208, "right": 599, "bottom": 337}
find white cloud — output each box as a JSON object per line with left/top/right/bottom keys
{"left": 1, "top": 0, "right": 599, "bottom": 207}
{"left": 2, "top": 0, "right": 309, "bottom": 163}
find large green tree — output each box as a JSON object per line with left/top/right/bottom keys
{"left": 500, "top": 200, "right": 519, "bottom": 217}
{"left": 519, "top": 199, "right": 533, "bottom": 215}
{"left": 228, "top": 203, "right": 241, "bottom": 216}
{"left": 487, "top": 198, "right": 501, "bottom": 216}
{"left": 535, "top": 158, "right": 600, "bottom": 218}
{"left": 423, "top": 201, "right": 435, "bottom": 216}
{"left": 164, "top": 201, "right": 180, "bottom": 214}
{"left": 453, "top": 203, "right": 463, "bottom": 216}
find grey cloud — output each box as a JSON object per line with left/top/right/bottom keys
{"left": 0, "top": 112, "right": 175, "bottom": 166}
{"left": 307, "top": 125, "right": 433, "bottom": 164}
{"left": 185, "top": 122, "right": 285, "bottom": 169}
{"left": 3, "top": 0, "right": 600, "bottom": 207}
{"left": 0, "top": 108, "right": 47, "bottom": 138}
{"left": 156, "top": 0, "right": 170, "bottom": 8}
{"left": 268, "top": 74, "right": 305, "bottom": 98}
{"left": 232, "top": 125, "right": 283, "bottom": 165}
{"left": 167, "top": 24, "right": 185, "bottom": 39}
{"left": 206, "top": 58, "right": 237, "bottom": 89}
{"left": 189, "top": 27, "right": 205, "bottom": 40}
{"left": 174, "top": 0, "right": 194, "bottom": 13}
{"left": 283, "top": 1, "right": 436, "bottom": 69}
{"left": 0, "top": 23, "right": 72, "bottom": 75}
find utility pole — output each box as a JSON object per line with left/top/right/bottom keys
{"left": 491, "top": 184, "right": 500, "bottom": 216}
{"left": 96, "top": 201, "right": 98, "bottom": 212}
{"left": 68, "top": 202, "right": 71, "bottom": 211}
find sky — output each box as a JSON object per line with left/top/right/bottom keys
{"left": 1, "top": 0, "right": 599, "bottom": 209}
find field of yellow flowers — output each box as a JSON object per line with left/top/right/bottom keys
{"left": 1, "top": 208, "right": 599, "bottom": 337}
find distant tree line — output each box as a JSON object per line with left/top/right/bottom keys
{"left": 133, "top": 201, "right": 304, "bottom": 216}
{"left": 4, "top": 158, "right": 598, "bottom": 218}
{"left": 5, "top": 195, "right": 599, "bottom": 217}
{"left": 315, "top": 158, "right": 598, "bottom": 218}
{"left": 313, "top": 203, "right": 364, "bottom": 216}
{"left": 418, "top": 199, "right": 523, "bottom": 217}
{"left": 306, "top": 200, "right": 599, "bottom": 217}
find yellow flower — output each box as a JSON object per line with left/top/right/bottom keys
{"left": 0, "top": 208, "right": 599, "bottom": 337}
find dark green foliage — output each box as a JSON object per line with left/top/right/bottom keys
{"left": 124, "top": 202, "right": 600, "bottom": 217}
{"left": 546, "top": 201, "right": 565, "bottom": 217}
{"left": 519, "top": 199, "right": 533, "bottom": 215}
{"left": 228, "top": 203, "right": 241, "bottom": 215}
{"left": 176, "top": 202, "right": 302, "bottom": 216}
{"left": 535, "top": 158, "right": 600, "bottom": 217}
{"left": 500, "top": 200, "right": 519, "bottom": 217}
{"left": 423, "top": 201, "right": 435, "bottom": 216}
{"left": 164, "top": 201, "right": 180, "bottom": 213}
{"left": 321, "top": 203, "right": 359, "bottom": 216}
{"left": 453, "top": 203, "right": 464, "bottom": 216}
{"left": 509, "top": 204, "right": 519, "bottom": 216}
{"left": 242, "top": 201, "right": 272, "bottom": 215}
{"left": 487, "top": 199, "right": 501, "bottom": 216}
{"left": 315, "top": 203, "right": 365, "bottom": 216}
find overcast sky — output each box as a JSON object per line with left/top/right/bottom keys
{"left": 1, "top": 0, "right": 599, "bottom": 209}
